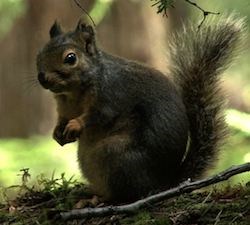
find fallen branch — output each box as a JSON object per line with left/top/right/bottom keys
{"left": 59, "top": 162, "right": 250, "bottom": 221}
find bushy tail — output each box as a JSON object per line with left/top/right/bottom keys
{"left": 168, "top": 16, "right": 245, "bottom": 180}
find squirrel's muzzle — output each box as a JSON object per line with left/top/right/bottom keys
{"left": 38, "top": 72, "right": 50, "bottom": 89}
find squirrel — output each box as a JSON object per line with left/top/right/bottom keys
{"left": 36, "top": 16, "right": 244, "bottom": 203}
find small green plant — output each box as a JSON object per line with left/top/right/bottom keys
{"left": 0, "top": 169, "right": 88, "bottom": 224}
{"left": 37, "top": 172, "right": 79, "bottom": 194}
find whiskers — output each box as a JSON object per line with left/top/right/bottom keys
{"left": 22, "top": 74, "right": 40, "bottom": 95}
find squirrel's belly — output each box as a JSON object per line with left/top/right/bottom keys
{"left": 76, "top": 133, "right": 176, "bottom": 201}
{"left": 77, "top": 139, "right": 112, "bottom": 199}
{"left": 77, "top": 133, "right": 136, "bottom": 200}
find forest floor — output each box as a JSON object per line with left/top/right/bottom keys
{"left": 0, "top": 173, "right": 250, "bottom": 225}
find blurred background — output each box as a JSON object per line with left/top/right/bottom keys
{"left": 0, "top": 0, "right": 250, "bottom": 199}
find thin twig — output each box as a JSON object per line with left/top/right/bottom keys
{"left": 229, "top": 210, "right": 247, "bottom": 225}
{"left": 59, "top": 162, "right": 250, "bottom": 221}
{"left": 73, "top": 0, "right": 96, "bottom": 26}
{"left": 201, "top": 189, "right": 213, "bottom": 204}
{"left": 184, "top": 0, "right": 220, "bottom": 29}
{"left": 214, "top": 209, "right": 223, "bottom": 225}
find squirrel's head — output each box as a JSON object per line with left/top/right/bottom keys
{"left": 36, "top": 20, "right": 98, "bottom": 94}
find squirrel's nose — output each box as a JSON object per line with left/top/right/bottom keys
{"left": 38, "top": 72, "right": 49, "bottom": 89}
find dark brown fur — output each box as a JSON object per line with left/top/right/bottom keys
{"left": 36, "top": 18, "right": 244, "bottom": 202}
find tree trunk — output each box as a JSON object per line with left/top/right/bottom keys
{"left": 97, "top": 0, "right": 169, "bottom": 70}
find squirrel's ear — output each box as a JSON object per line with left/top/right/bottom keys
{"left": 49, "top": 21, "right": 63, "bottom": 39}
{"left": 75, "top": 20, "right": 97, "bottom": 55}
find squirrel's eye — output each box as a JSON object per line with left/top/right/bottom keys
{"left": 64, "top": 53, "right": 77, "bottom": 65}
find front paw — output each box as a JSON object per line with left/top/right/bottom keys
{"left": 53, "top": 123, "right": 69, "bottom": 146}
{"left": 63, "top": 119, "right": 83, "bottom": 142}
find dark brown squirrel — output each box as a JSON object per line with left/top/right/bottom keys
{"left": 36, "top": 17, "right": 244, "bottom": 202}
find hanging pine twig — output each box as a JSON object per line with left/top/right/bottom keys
{"left": 151, "top": 0, "right": 175, "bottom": 16}
{"left": 151, "top": 0, "right": 220, "bottom": 28}
{"left": 73, "top": 0, "right": 96, "bottom": 26}
{"left": 184, "top": 0, "right": 220, "bottom": 29}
